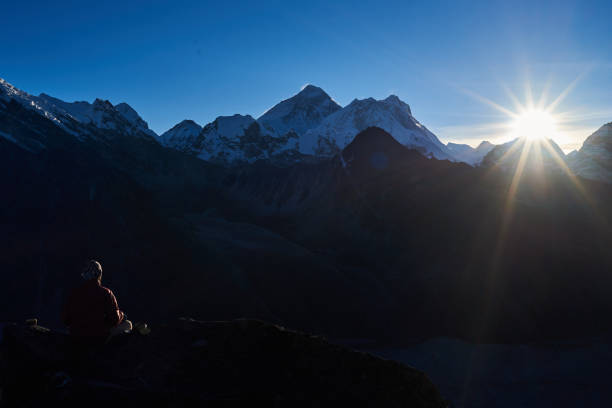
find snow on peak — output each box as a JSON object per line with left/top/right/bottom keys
{"left": 0, "top": 77, "right": 157, "bottom": 139}
{"left": 0, "top": 79, "right": 65, "bottom": 126}
{"left": 581, "top": 122, "right": 612, "bottom": 147}
{"left": 258, "top": 85, "right": 341, "bottom": 138}
{"left": 383, "top": 95, "right": 411, "bottom": 114}
{"left": 446, "top": 141, "right": 495, "bottom": 165}
{"left": 159, "top": 119, "right": 203, "bottom": 150}
{"left": 297, "top": 84, "right": 328, "bottom": 98}
{"left": 300, "top": 95, "right": 453, "bottom": 160}
{"left": 567, "top": 122, "right": 612, "bottom": 183}
{"left": 477, "top": 141, "right": 494, "bottom": 151}
{"left": 197, "top": 114, "right": 292, "bottom": 163}
{"left": 115, "top": 102, "right": 140, "bottom": 122}
{"left": 115, "top": 102, "right": 158, "bottom": 137}
{"left": 214, "top": 114, "right": 257, "bottom": 136}
{"left": 162, "top": 113, "right": 300, "bottom": 164}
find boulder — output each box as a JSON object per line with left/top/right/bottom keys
{"left": 0, "top": 319, "right": 447, "bottom": 407}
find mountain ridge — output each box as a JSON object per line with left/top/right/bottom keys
{"left": 2, "top": 76, "right": 611, "bottom": 180}
{"left": 300, "top": 94, "right": 454, "bottom": 160}
{"left": 0, "top": 78, "right": 158, "bottom": 141}
{"left": 446, "top": 141, "right": 495, "bottom": 165}
{"left": 568, "top": 123, "right": 612, "bottom": 183}
{"left": 258, "top": 84, "right": 342, "bottom": 137}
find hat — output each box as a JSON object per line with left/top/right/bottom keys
{"left": 81, "top": 260, "right": 103, "bottom": 281}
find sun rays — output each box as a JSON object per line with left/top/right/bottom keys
{"left": 511, "top": 110, "right": 557, "bottom": 140}
{"left": 457, "top": 77, "right": 602, "bottom": 399}
{"left": 470, "top": 77, "right": 606, "bottom": 254}
{"left": 462, "top": 76, "right": 587, "bottom": 192}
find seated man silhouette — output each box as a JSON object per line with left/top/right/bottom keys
{"left": 62, "top": 260, "right": 132, "bottom": 344}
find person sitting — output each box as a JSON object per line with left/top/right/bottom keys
{"left": 62, "top": 260, "right": 132, "bottom": 344}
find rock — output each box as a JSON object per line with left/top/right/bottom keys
{"left": 0, "top": 319, "right": 447, "bottom": 407}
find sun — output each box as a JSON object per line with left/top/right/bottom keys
{"left": 511, "top": 109, "right": 557, "bottom": 140}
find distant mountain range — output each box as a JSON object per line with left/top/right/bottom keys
{"left": 161, "top": 84, "right": 460, "bottom": 164}
{"left": 0, "top": 78, "right": 157, "bottom": 141}
{"left": 447, "top": 141, "right": 495, "bottom": 166}
{"left": 2, "top": 76, "right": 612, "bottom": 345}
{"left": 4, "top": 77, "right": 611, "bottom": 182}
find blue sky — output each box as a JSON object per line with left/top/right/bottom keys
{"left": 1, "top": 0, "right": 610, "bottom": 151}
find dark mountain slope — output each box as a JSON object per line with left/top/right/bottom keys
{"left": 3, "top": 93, "right": 612, "bottom": 345}
{"left": 222, "top": 128, "right": 612, "bottom": 342}
{"left": 0, "top": 105, "right": 393, "bottom": 339}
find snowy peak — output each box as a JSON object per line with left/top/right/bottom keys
{"left": 258, "top": 84, "right": 341, "bottom": 137}
{"left": 477, "top": 141, "right": 494, "bottom": 151}
{"left": 195, "top": 114, "right": 298, "bottom": 164}
{"left": 296, "top": 84, "right": 328, "bottom": 98}
{"left": 301, "top": 95, "right": 454, "bottom": 160}
{"left": 446, "top": 141, "right": 495, "bottom": 165}
{"left": 0, "top": 78, "right": 25, "bottom": 102}
{"left": 114, "top": 102, "right": 157, "bottom": 137}
{"left": 383, "top": 95, "right": 411, "bottom": 114}
{"left": 581, "top": 122, "right": 612, "bottom": 147}
{"left": 567, "top": 122, "right": 612, "bottom": 183}
{"left": 212, "top": 114, "right": 256, "bottom": 136}
{"left": 160, "top": 119, "right": 202, "bottom": 147}
{"left": 0, "top": 79, "right": 65, "bottom": 126}
{"left": 0, "top": 78, "right": 157, "bottom": 140}
{"left": 115, "top": 102, "right": 139, "bottom": 120}
{"left": 92, "top": 98, "right": 114, "bottom": 111}
{"left": 162, "top": 112, "right": 303, "bottom": 164}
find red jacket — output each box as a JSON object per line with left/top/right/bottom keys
{"left": 62, "top": 279, "right": 124, "bottom": 338}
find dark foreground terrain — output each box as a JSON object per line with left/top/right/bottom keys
{"left": 368, "top": 336, "right": 612, "bottom": 408}
{"left": 0, "top": 319, "right": 446, "bottom": 408}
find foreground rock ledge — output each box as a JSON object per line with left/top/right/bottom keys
{"left": 0, "top": 318, "right": 447, "bottom": 407}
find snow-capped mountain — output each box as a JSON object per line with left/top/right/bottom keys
{"left": 114, "top": 102, "right": 158, "bottom": 138}
{"left": 3, "top": 77, "right": 460, "bottom": 166}
{"left": 162, "top": 87, "right": 456, "bottom": 164}
{"left": 258, "top": 84, "right": 341, "bottom": 137}
{"left": 447, "top": 141, "right": 495, "bottom": 165}
{"left": 0, "top": 78, "right": 157, "bottom": 140}
{"left": 161, "top": 85, "right": 340, "bottom": 164}
{"left": 162, "top": 85, "right": 340, "bottom": 164}
{"left": 160, "top": 119, "right": 203, "bottom": 151}
{"left": 162, "top": 114, "right": 299, "bottom": 164}
{"left": 567, "top": 123, "right": 612, "bottom": 183}
{"left": 300, "top": 95, "right": 455, "bottom": 160}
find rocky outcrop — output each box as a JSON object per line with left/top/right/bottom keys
{"left": 0, "top": 319, "right": 447, "bottom": 408}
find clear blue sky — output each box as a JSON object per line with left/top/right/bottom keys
{"left": 1, "top": 0, "right": 610, "bottom": 151}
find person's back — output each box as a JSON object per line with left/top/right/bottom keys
{"left": 62, "top": 260, "right": 131, "bottom": 343}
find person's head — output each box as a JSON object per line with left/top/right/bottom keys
{"left": 81, "top": 260, "right": 103, "bottom": 282}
